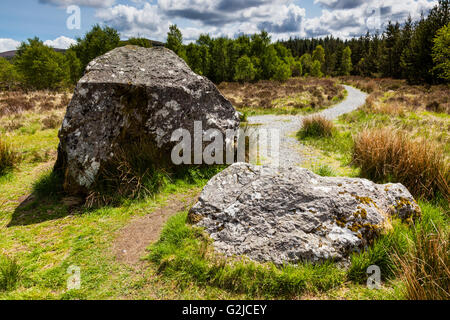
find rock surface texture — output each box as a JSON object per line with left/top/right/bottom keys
{"left": 55, "top": 46, "right": 240, "bottom": 194}
{"left": 189, "top": 163, "right": 420, "bottom": 265}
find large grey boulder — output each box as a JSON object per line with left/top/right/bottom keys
{"left": 55, "top": 46, "right": 240, "bottom": 194}
{"left": 189, "top": 163, "right": 420, "bottom": 265}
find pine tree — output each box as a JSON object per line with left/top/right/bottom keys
{"left": 166, "top": 25, "right": 187, "bottom": 61}
{"left": 339, "top": 46, "right": 353, "bottom": 76}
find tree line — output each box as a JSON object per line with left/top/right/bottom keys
{"left": 0, "top": 25, "right": 152, "bottom": 90}
{"left": 281, "top": 0, "right": 449, "bottom": 83}
{"left": 0, "top": 0, "right": 448, "bottom": 90}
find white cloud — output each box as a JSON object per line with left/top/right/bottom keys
{"left": 96, "top": 0, "right": 307, "bottom": 41}
{"left": 92, "top": 0, "right": 437, "bottom": 41}
{"left": 305, "top": 0, "right": 437, "bottom": 38}
{"left": 96, "top": 3, "right": 171, "bottom": 41}
{"left": 44, "top": 36, "right": 77, "bottom": 49}
{"left": 39, "top": 0, "right": 115, "bottom": 7}
{"left": 0, "top": 38, "right": 20, "bottom": 52}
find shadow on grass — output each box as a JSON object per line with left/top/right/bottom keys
{"left": 7, "top": 164, "right": 225, "bottom": 227}
{"left": 7, "top": 170, "right": 83, "bottom": 227}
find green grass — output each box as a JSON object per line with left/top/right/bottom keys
{"left": 147, "top": 197, "right": 448, "bottom": 300}
{"left": 0, "top": 136, "right": 21, "bottom": 176}
{"left": 1, "top": 85, "right": 448, "bottom": 300}
{"left": 0, "top": 255, "right": 23, "bottom": 292}
{"left": 297, "top": 128, "right": 354, "bottom": 165}
{"left": 147, "top": 212, "right": 346, "bottom": 299}
{"left": 312, "top": 164, "right": 336, "bottom": 177}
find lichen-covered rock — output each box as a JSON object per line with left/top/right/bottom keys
{"left": 55, "top": 46, "right": 240, "bottom": 194}
{"left": 189, "top": 163, "right": 421, "bottom": 265}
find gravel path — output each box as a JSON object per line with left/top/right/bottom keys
{"left": 246, "top": 85, "right": 367, "bottom": 167}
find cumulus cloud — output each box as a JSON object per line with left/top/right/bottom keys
{"left": 96, "top": 3, "right": 171, "bottom": 40}
{"left": 92, "top": 0, "right": 436, "bottom": 42}
{"left": 39, "top": 0, "right": 115, "bottom": 8}
{"left": 0, "top": 38, "right": 20, "bottom": 52}
{"left": 305, "top": 0, "right": 437, "bottom": 38}
{"left": 44, "top": 36, "right": 77, "bottom": 49}
{"left": 96, "top": 0, "right": 306, "bottom": 41}
{"left": 313, "top": 0, "right": 365, "bottom": 10}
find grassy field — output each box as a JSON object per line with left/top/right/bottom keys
{"left": 219, "top": 77, "right": 347, "bottom": 116}
{"left": 296, "top": 77, "right": 449, "bottom": 300}
{"left": 0, "top": 78, "right": 448, "bottom": 300}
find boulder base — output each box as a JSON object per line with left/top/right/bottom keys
{"left": 55, "top": 46, "right": 240, "bottom": 194}
{"left": 189, "top": 163, "right": 420, "bottom": 265}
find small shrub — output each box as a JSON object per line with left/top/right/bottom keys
{"left": 313, "top": 164, "right": 336, "bottom": 177}
{"left": 352, "top": 128, "right": 449, "bottom": 199}
{"left": 0, "top": 135, "right": 20, "bottom": 175}
{"left": 0, "top": 255, "right": 22, "bottom": 292}
{"left": 299, "top": 115, "right": 334, "bottom": 138}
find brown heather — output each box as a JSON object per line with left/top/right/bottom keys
{"left": 352, "top": 127, "right": 449, "bottom": 200}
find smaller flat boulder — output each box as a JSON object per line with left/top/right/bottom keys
{"left": 189, "top": 163, "right": 420, "bottom": 265}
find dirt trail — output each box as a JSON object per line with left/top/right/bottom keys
{"left": 113, "top": 190, "right": 200, "bottom": 265}
{"left": 246, "top": 85, "right": 367, "bottom": 167}
{"left": 113, "top": 85, "right": 367, "bottom": 265}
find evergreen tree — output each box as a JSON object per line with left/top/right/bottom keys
{"left": 166, "top": 25, "right": 187, "bottom": 61}
{"left": 234, "top": 55, "right": 256, "bottom": 82}
{"left": 310, "top": 60, "right": 323, "bottom": 77}
{"left": 299, "top": 53, "right": 313, "bottom": 75}
{"left": 71, "top": 25, "right": 120, "bottom": 72}
{"left": 432, "top": 23, "right": 450, "bottom": 80}
{"left": 339, "top": 46, "right": 353, "bottom": 76}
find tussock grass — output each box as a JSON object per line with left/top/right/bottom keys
{"left": 348, "top": 220, "right": 410, "bottom": 283}
{"left": 0, "top": 135, "right": 20, "bottom": 175}
{"left": 312, "top": 164, "right": 336, "bottom": 177}
{"left": 352, "top": 127, "right": 449, "bottom": 199}
{"left": 394, "top": 226, "right": 449, "bottom": 300}
{"left": 148, "top": 212, "right": 346, "bottom": 298}
{"left": 299, "top": 115, "right": 334, "bottom": 138}
{"left": 0, "top": 255, "right": 22, "bottom": 292}
{"left": 348, "top": 200, "right": 449, "bottom": 299}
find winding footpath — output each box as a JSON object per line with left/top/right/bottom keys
{"left": 247, "top": 85, "right": 367, "bottom": 167}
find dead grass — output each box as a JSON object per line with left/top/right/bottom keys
{"left": 218, "top": 78, "right": 345, "bottom": 111}
{"left": 394, "top": 227, "right": 449, "bottom": 300}
{"left": 41, "top": 114, "right": 62, "bottom": 130}
{"left": 299, "top": 115, "right": 334, "bottom": 138}
{"left": 0, "top": 90, "right": 72, "bottom": 118}
{"left": 341, "top": 76, "right": 450, "bottom": 114}
{"left": 352, "top": 127, "right": 449, "bottom": 199}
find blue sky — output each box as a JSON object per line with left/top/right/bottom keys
{"left": 0, "top": 0, "right": 438, "bottom": 52}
